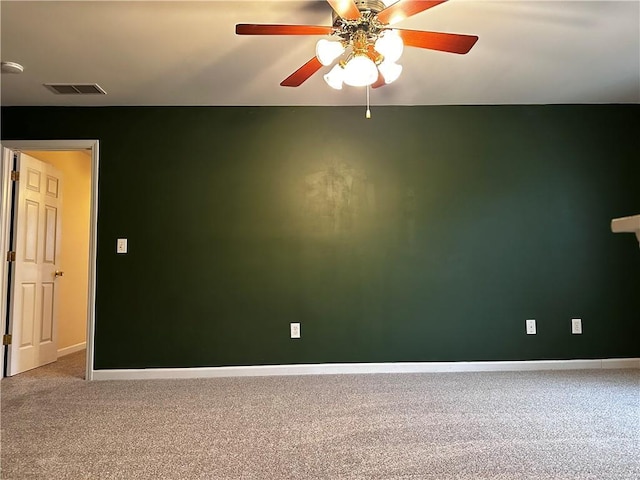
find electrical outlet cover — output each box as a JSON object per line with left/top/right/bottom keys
{"left": 572, "top": 318, "right": 582, "bottom": 334}
{"left": 117, "top": 238, "right": 128, "bottom": 254}
{"left": 290, "top": 322, "right": 301, "bottom": 339}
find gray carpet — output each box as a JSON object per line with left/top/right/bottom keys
{"left": 1, "top": 351, "right": 639, "bottom": 480}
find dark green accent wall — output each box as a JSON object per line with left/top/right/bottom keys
{"left": 2, "top": 105, "right": 639, "bottom": 369}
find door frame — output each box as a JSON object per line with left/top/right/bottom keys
{"left": 0, "top": 140, "right": 99, "bottom": 380}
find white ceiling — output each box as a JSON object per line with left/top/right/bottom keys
{"left": 1, "top": 0, "right": 639, "bottom": 107}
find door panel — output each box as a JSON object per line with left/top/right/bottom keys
{"left": 7, "top": 152, "right": 63, "bottom": 375}
{"left": 19, "top": 284, "right": 36, "bottom": 347}
{"left": 24, "top": 200, "right": 39, "bottom": 261}
{"left": 41, "top": 283, "right": 55, "bottom": 342}
{"left": 46, "top": 175, "right": 59, "bottom": 197}
{"left": 44, "top": 205, "right": 58, "bottom": 263}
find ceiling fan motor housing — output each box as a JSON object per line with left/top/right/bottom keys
{"left": 332, "top": 0, "right": 388, "bottom": 51}
{"left": 332, "top": 0, "right": 387, "bottom": 25}
{"left": 354, "top": 0, "right": 387, "bottom": 13}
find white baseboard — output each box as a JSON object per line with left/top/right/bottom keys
{"left": 57, "top": 342, "right": 86, "bottom": 357}
{"left": 601, "top": 358, "right": 640, "bottom": 369}
{"left": 91, "top": 357, "right": 640, "bottom": 381}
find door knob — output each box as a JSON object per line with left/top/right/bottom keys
{"left": 55, "top": 271, "right": 64, "bottom": 277}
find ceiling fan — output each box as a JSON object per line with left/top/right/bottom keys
{"left": 236, "top": 0, "right": 478, "bottom": 90}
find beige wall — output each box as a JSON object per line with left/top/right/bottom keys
{"left": 25, "top": 150, "right": 90, "bottom": 352}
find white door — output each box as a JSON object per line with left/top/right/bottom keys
{"left": 6, "top": 152, "right": 63, "bottom": 376}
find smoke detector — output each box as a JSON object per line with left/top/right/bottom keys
{"left": 1, "top": 62, "right": 24, "bottom": 74}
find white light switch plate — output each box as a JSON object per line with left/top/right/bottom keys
{"left": 290, "top": 322, "right": 301, "bottom": 339}
{"left": 526, "top": 319, "right": 536, "bottom": 335}
{"left": 117, "top": 238, "right": 128, "bottom": 254}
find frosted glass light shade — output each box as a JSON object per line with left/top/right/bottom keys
{"left": 324, "top": 64, "right": 345, "bottom": 90}
{"left": 374, "top": 30, "right": 404, "bottom": 63}
{"left": 343, "top": 55, "right": 378, "bottom": 87}
{"left": 378, "top": 61, "right": 402, "bottom": 84}
{"left": 316, "top": 39, "right": 345, "bottom": 66}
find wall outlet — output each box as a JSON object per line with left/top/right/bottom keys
{"left": 117, "top": 238, "right": 128, "bottom": 254}
{"left": 572, "top": 318, "right": 582, "bottom": 334}
{"left": 526, "top": 319, "right": 536, "bottom": 335}
{"left": 290, "top": 322, "right": 301, "bottom": 339}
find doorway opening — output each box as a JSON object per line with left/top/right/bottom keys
{"left": 0, "top": 140, "right": 99, "bottom": 381}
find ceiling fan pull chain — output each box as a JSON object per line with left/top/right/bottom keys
{"left": 366, "top": 84, "right": 371, "bottom": 119}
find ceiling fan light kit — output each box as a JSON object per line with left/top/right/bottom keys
{"left": 378, "top": 60, "right": 402, "bottom": 84}
{"left": 319, "top": 28, "right": 402, "bottom": 89}
{"left": 316, "top": 39, "right": 346, "bottom": 66}
{"left": 374, "top": 29, "right": 404, "bottom": 63}
{"left": 324, "top": 64, "right": 345, "bottom": 89}
{"left": 343, "top": 54, "right": 379, "bottom": 87}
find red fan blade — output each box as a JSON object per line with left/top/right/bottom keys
{"left": 326, "top": 0, "right": 361, "bottom": 20}
{"left": 236, "top": 24, "right": 333, "bottom": 35}
{"left": 281, "top": 57, "right": 324, "bottom": 87}
{"left": 371, "top": 73, "right": 386, "bottom": 89}
{"left": 377, "top": 1, "right": 448, "bottom": 25}
{"left": 397, "top": 29, "right": 478, "bottom": 54}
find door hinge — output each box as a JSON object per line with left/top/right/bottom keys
{"left": 10, "top": 170, "right": 19, "bottom": 181}
{"left": 2, "top": 334, "right": 11, "bottom": 346}
{"left": 6, "top": 251, "right": 16, "bottom": 262}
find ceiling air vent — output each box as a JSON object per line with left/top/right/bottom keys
{"left": 44, "top": 83, "right": 106, "bottom": 95}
